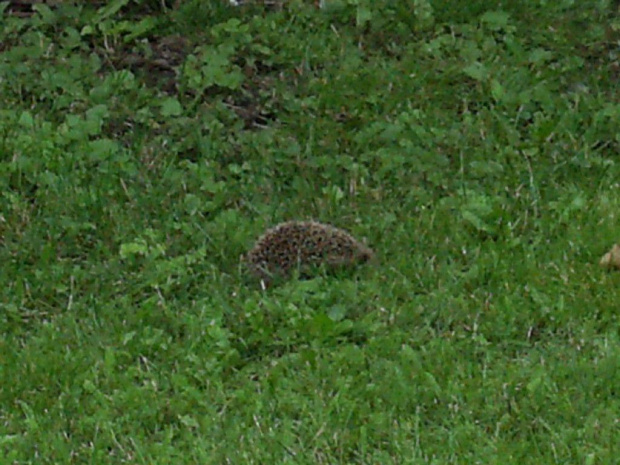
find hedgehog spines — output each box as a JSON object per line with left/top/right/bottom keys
{"left": 245, "top": 220, "right": 373, "bottom": 284}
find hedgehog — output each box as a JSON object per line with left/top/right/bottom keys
{"left": 244, "top": 220, "right": 374, "bottom": 285}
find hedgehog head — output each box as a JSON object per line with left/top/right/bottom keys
{"left": 324, "top": 237, "right": 374, "bottom": 266}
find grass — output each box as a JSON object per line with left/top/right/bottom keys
{"left": 0, "top": 0, "right": 619, "bottom": 463}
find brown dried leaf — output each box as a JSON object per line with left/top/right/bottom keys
{"left": 599, "top": 244, "right": 620, "bottom": 269}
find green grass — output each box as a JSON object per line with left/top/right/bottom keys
{"left": 1, "top": 0, "right": 619, "bottom": 463}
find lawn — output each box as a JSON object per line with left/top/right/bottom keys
{"left": 1, "top": 0, "right": 619, "bottom": 463}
